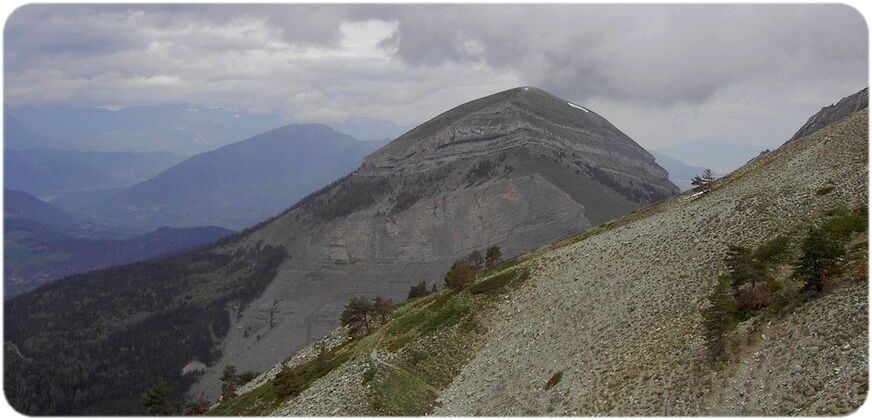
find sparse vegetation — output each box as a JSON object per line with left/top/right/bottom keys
{"left": 275, "top": 365, "right": 304, "bottom": 398}
{"left": 691, "top": 169, "right": 716, "bottom": 190}
{"left": 702, "top": 206, "right": 867, "bottom": 363}
{"left": 183, "top": 397, "right": 209, "bottom": 416}
{"left": 340, "top": 295, "right": 394, "bottom": 337}
{"left": 407, "top": 280, "right": 432, "bottom": 300}
{"left": 444, "top": 259, "right": 477, "bottom": 290}
{"left": 793, "top": 206, "right": 865, "bottom": 293}
{"left": 467, "top": 250, "right": 484, "bottom": 270}
{"left": 237, "top": 371, "right": 259, "bottom": 386}
{"left": 816, "top": 185, "right": 835, "bottom": 195}
{"left": 208, "top": 340, "right": 354, "bottom": 415}
{"left": 485, "top": 246, "right": 502, "bottom": 268}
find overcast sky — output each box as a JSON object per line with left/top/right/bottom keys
{"left": 4, "top": 3, "right": 868, "bottom": 150}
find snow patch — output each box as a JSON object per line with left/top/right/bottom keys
{"left": 688, "top": 190, "right": 708, "bottom": 199}
{"left": 568, "top": 102, "right": 589, "bottom": 113}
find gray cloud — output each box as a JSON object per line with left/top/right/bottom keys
{"left": 3, "top": 4, "right": 868, "bottom": 150}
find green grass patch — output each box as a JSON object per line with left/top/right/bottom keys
{"left": 468, "top": 267, "right": 531, "bottom": 295}
{"left": 207, "top": 341, "right": 353, "bottom": 416}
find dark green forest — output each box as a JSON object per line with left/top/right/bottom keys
{"left": 4, "top": 240, "right": 287, "bottom": 415}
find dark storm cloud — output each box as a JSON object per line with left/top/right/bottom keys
{"left": 380, "top": 4, "right": 867, "bottom": 105}
{"left": 3, "top": 4, "right": 868, "bottom": 149}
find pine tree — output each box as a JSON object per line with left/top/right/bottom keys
{"left": 444, "top": 259, "right": 476, "bottom": 290}
{"left": 795, "top": 227, "right": 844, "bottom": 293}
{"left": 372, "top": 296, "right": 395, "bottom": 322}
{"left": 220, "top": 365, "right": 238, "bottom": 400}
{"left": 467, "top": 250, "right": 484, "bottom": 270}
{"left": 313, "top": 342, "right": 331, "bottom": 370}
{"left": 183, "top": 396, "right": 209, "bottom": 416}
{"left": 340, "top": 296, "right": 374, "bottom": 336}
{"left": 691, "top": 169, "right": 716, "bottom": 188}
{"left": 275, "top": 366, "right": 304, "bottom": 398}
{"left": 485, "top": 246, "right": 502, "bottom": 268}
{"left": 407, "top": 280, "right": 429, "bottom": 299}
{"left": 142, "top": 378, "right": 178, "bottom": 415}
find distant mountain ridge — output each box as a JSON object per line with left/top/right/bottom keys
{"left": 657, "top": 141, "right": 763, "bottom": 174}
{"left": 52, "top": 124, "right": 387, "bottom": 230}
{"left": 6, "top": 103, "right": 291, "bottom": 154}
{"left": 4, "top": 189, "right": 76, "bottom": 228}
{"left": 3, "top": 190, "right": 234, "bottom": 297}
{"left": 4, "top": 114, "right": 73, "bottom": 150}
{"left": 651, "top": 151, "right": 716, "bottom": 191}
{"left": 5, "top": 148, "right": 184, "bottom": 199}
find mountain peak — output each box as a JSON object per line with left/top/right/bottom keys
{"left": 252, "top": 123, "right": 355, "bottom": 142}
{"left": 361, "top": 86, "right": 659, "bottom": 182}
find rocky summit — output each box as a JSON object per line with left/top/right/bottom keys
{"left": 4, "top": 86, "right": 677, "bottom": 415}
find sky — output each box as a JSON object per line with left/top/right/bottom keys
{"left": 3, "top": 3, "right": 868, "bottom": 152}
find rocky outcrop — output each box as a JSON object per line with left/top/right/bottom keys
{"left": 189, "top": 87, "right": 678, "bottom": 400}
{"left": 789, "top": 87, "right": 868, "bottom": 142}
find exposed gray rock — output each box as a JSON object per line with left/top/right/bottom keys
{"left": 789, "top": 87, "right": 868, "bottom": 142}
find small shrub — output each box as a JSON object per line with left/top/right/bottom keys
{"left": 406, "top": 349, "right": 429, "bottom": 366}
{"left": 752, "top": 235, "right": 790, "bottom": 264}
{"left": 544, "top": 371, "right": 563, "bottom": 390}
{"left": 237, "top": 371, "right": 258, "bottom": 386}
{"left": 274, "top": 365, "right": 304, "bottom": 398}
{"left": 183, "top": 397, "right": 209, "bottom": 416}
{"left": 816, "top": 186, "right": 834, "bottom": 195}
{"left": 466, "top": 250, "right": 484, "bottom": 270}
{"left": 821, "top": 206, "right": 867, "bottom": 239}
{"left": 372, "top": 296, "right": 395, "bottom": 323}
{"left": 362, "top": 365, "right": 377, "bottom": 384}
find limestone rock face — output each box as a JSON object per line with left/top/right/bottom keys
{"left": 190, "top": 87, "right": 678, "bottom": 399}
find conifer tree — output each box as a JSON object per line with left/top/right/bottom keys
{"left": 142, "top": 378, "right": 178, "bottom": 415}
{"left": 795, "top": 227, "right": 844, "bottom": 293}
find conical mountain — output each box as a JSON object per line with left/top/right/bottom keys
{"left": 52, "top": 123, "right": 385, "bottom": 230}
